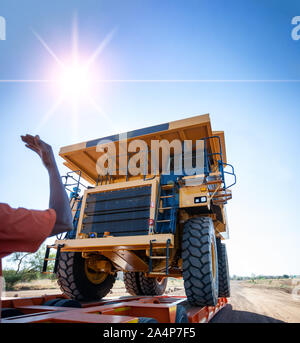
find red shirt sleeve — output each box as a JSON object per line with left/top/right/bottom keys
{"left": 0, "top": 203, "right": 56, "bottom": 259}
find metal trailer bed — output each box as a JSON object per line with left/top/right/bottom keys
{"left": 1, "top": 294, "right": 227, "bottom": 323}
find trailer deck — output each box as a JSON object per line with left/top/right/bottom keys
{"left": 1, "top": 295, "right": 227, "bottom": 323}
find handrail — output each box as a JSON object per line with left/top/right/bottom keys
{"left": 62, "top": 170, "right": 87, "bottom": 195}
{"left": 222, "top": 162, "right": 237, "bottom": 189}
{"left": 153, "top": 180, "right": 162, "bottom": 234}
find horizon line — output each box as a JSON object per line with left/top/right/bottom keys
{"left": 1, "top": 79, "right": 300, "bottom": 83}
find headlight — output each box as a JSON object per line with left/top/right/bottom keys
{"left": 194, "top": 196, "right": 207, "bottom": 204}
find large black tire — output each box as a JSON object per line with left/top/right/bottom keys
{"left": 182, "top": 217, "right": 219, "bottom": 307}
{"left": 138, "top": 317, "right": 159, "bottom": 323}
{"left": 124, "top": 272, "right": 167, "bottom": 296}
{"left": 139, "top": 273, "right": 168, "bottom": 296}
{"left": 56, "top": 252, "right": 116, "bottom": 301}
{"left": 54, "top": 299, "right": 82, "bottom": 308}
{"left": 43, "top": 298, "right": 62, "bottom": 306}
{"left": 43, "top": 298, "right": 82, "bottom": 308}
{"left": 216, "top": 238, "right": 231, "bottom": 297}
{"left": 175, "top": 305, "right": 189, "bottom": 323}
{"left": 124, "top": 272, "right": 144, "bottom": 296}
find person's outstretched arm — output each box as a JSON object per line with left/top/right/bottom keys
{"left": 21, "top": 134, "right": 73, "bottom": 236}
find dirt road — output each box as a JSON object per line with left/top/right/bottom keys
{"left": 211, "top": 280, "right": 300, "bottom": 323}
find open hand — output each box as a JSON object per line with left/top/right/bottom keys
{"left": 21, "top": 134, "right": 56, "bottom": 170}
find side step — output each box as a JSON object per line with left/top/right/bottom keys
{"left": 205, "top": 180, "right": 223, "bottom": 185}
{"left": 149, "top": 238, "right": 171, "bottom": 275}
{"left": 42, "top": 244, "right": 63, "bottom": 274}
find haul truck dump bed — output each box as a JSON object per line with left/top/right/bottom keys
{"left": 59, "top": 113, "right": 227, "bottom": 185}
{"left": 42, "top": 113, "right": 235, "bottom": 310}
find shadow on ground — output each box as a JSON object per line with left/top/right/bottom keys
{"left": 210, "top": 304, "right": 284, "bottom": 323}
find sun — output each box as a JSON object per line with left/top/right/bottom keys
{"left": 58, "top": 62, "right": 92, "bottom": 100}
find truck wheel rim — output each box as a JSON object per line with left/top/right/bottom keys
{"left": 211, "top": 239, "right": 216, "bottom": 281}
{"left": 84, "top": 262, "right": 108, "bottom": 285}
{"left": 156, "top": 277, "right": 165, "bottom": 285}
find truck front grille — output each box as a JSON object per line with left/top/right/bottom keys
{"left": 81, "top": 186, "right": 151, "bottom": 237}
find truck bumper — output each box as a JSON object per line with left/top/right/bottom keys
{"left": 55, "top": 233, "right": 174, "bottom": 253}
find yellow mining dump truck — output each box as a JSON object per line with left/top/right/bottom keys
{"left": 49, "top": 113, "right": 236, "bottom": 307}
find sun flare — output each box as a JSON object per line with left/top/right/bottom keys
{"left": 31, "top": 17, "right": 117, "bottom": 137}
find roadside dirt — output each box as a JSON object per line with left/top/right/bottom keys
{"left": 3, "top": 280, "right": 300, "bottom": 322}
{"left": 211, "top": 280, "right": 300, "bottom": 323}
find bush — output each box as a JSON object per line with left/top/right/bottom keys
{"left": 2, "top": 270, "right": 22, "bottom": 290}
{"left": 2, "top": 269, "right": 37, "bottom": 290}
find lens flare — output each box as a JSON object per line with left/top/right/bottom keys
{"left": 31, "top": 17, "right": 118, "bottom": 137}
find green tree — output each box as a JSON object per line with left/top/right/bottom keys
{"left": 3, "top": 244, "right": 57, "bottom": 290}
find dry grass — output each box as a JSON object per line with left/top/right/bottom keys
{"left": 107, "top": 278, "right": 185, "bottom": 297}
{"left": 8, "top": 277, "right": 185, "bottom": 296}
{"left": 12, "top": 279, "right": 58, "bottom": 291}
{"left": 3, "top": 280, "right": 185, "bottom": 300}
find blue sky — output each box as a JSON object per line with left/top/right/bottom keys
{"left": 0, "top": 0, "right": 300, "bottom": 276}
